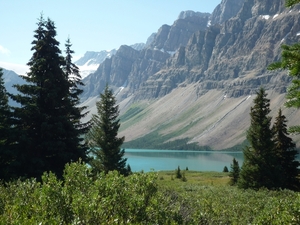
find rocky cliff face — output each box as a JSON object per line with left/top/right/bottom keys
{"left": 132, "top": 0, "right": 300, "bottom": 99}
{"left": 81, "top": 10, "right": 210, "bottom": 100}
{"left": 211, "top": 0, "right": 245, "bottom": 25}
{"left": 82, "top": 0, "right": 300, "bottom": 101}
{"left": 81, "top": 0, "right": 300, "bottom": 149}
{"left": 149, "top": 12, "right": 211, "bottom": 52}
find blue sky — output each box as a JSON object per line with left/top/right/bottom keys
{"left": 0, "top": 0, "right": 221, "bottom": 74}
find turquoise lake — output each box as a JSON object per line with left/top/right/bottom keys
{"left": 124, "top": 149, "right": 244, "bottom": 172}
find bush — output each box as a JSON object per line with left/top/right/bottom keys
{"left": 1, "top": 162, "right": 300, "bottom": 224}
{"left": 0, "top": 161, "right": 188, "bottom": 224}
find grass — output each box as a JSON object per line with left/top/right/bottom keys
{"left": 154, "top": 170, "right": 300, "bottom": 224}
{"left": 156, "top": 170, "right": 230, "bottom": 191}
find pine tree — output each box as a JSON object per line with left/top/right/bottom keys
{"left": 175, "top": 166, "right": 182, "bottom": 179}
{"left": 238, "top": 88, "right": 276, "bottom": 189}
{"left": 229, "top": 158, "right": 240, "bottom": 185}
{"left": 286, "top": 0, "right": 300, "bottom": 7}
{"left": 63, "top": 38, "right": 90, "bottom": 163}
{"left": 268, "top": 0, "right": 300, "bottom": 134}
{"left": 223, "top": 166, "right": 229, "bottom": 173}
{"left": 86, "top": 85, "right": 130, "bottom": 176}
{"left": 272, "top": 108, "right": 300, "bottom": 190}
{"left": 0, "top": 68, "right": 14, "bottom": 180}
{"left": 10, "top": 15, "right": 88, "bottom": 179}
{"left": 268, "top": 43, "right": 300, "bottom": 134}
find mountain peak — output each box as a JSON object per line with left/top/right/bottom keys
{"left": 177, "top": 10, "right": 210, "bottom": 20}
{"left": 211, "top": 0, "right": 246, "bottom": 25}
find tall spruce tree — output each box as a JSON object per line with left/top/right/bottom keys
{"left": 10, "top": 15, "right": 88, "bottom": 179}
{"left": 0, "top": 68, "right": 14, "bottom": 180}
{"left": 63, "top": 38, "right": 90, "bottom": 161}
{"left": 272, "top": 108, "right": 300, "bottom": 190}
{"left": 86, "top": 85, "right": 130, "bottom": 176}
{"left": 238, "top": 88, "right": 276, "bottom": 189}
{"left": 229, "top": 158, "right": 240, "bottom": 186}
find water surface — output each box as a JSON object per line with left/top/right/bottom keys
{"left": 124, "top": 149, "right": 244, "bottom": 172}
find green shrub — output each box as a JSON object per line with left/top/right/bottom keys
{"left": 1, "top": 162, "right": 300, "bottom": 224}
{"left": 0, "top": 161, "right": 188, "bottom": 224}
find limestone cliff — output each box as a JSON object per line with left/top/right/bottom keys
{"left": 81, "top": 0, "right": 300, "bottom": 149}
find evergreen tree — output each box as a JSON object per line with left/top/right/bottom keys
{"left": 0, "top": 68, "right": 14, "bottom": 180}
{"left": 268, "top": 43, "right": 300, "bottom": 134}
{"left": 223, "top": 166, "right": 229, "bottom": 173}
{"left": 272, "top": 108, "right": 300, "bottom": 190}
{"left": 86, "top": 85, "right": 130, "bottom": 176}
{"left": 238, "top": 88, "right": 276, "bottom": 189}
{"left": 175, "top": 166, "right": 182, "bottom": 179}
{"left": 63, "top": 38, "right": 90, "bottom": 161}
{"left": 268, "top": 0, "right": 300, "bottom": 133}
{"left": 286, "top": 0, "right": 300, "bottom": 7}
{"left": 229, "top": 158, "right": 240, "bottom": 185}
{"left": 10, "top": 15, "right": 88, "bottom": 179}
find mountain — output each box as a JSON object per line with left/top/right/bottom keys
{"left": 211, "top": 0, "right": 246, "bottom": 24}
{"left": 75, "top": 43, "right": 146, "bottom": 78}
{"left": 75, "top": 50, "right": 117, "bottom": 79}
{"left": 81, "top": 10, "right": 211, "bottom": 101}
{"left": 80, "top": 0, "right": 300, "bottom": 150}
{"left": 1, "top": 68, "right": 25, "bottom": 106}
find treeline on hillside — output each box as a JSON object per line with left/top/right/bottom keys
{"left": 122, "top": 135, "right": 212, "bottom": 151}
{"left": 123, "top": 134, "right": 250, "bottom": 151}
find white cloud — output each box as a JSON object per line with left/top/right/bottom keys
{"left": 0, "top": 61, "right": 29, "bottom": 75}
{"left": 0, "top": 45, "right": 10, "bottom": 55}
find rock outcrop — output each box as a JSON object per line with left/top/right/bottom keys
{"left": 211, "top": 0, "right": 246, "bottom": 25}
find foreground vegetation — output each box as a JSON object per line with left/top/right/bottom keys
{"left": 1, "top": 162, "right": 300, "bottom": 224}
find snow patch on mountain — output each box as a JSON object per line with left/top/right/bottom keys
{"left": 76, "top": 43, "right": 146, "bottom": 78}
{"left": 77, "top": 62, "right": 100, "bottom": 78}
{"left": 115, "top": 80, "right": 128, "bottom": 96}
{"left": 261, "top": 15, "right": 270, "bottom": 20}
{"left": 207, "top": 20, "right": 211, "bottom": 27}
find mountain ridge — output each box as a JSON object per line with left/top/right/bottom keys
{"left": 67, "top": 1, "right": 300, "bottom": 149}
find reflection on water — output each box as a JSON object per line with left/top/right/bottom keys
{"left": 124, "top": 149, "right": 244, "bottom": 172}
